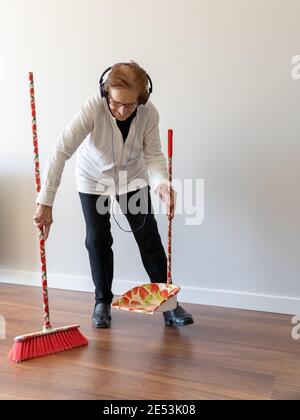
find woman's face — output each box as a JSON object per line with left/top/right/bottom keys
{"left": 108, "top": 88, "right": 138, "bottom": 121}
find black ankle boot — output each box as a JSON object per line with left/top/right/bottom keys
{"left": 92, "top": 303, "right": 111, "bottom": 329}
{"left": 163, "top": 304, "right": 194, "bottom": 327}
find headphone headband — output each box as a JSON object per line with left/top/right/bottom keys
{"left": 99, "top": 63, "right": 153, "bottom": 105}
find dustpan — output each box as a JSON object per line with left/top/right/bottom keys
{"left": 112, "top": 129, "right": 180, "bottom": 314}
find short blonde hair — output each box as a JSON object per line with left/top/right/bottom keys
{"left": 104, "top": 61, "right": 150, "bottom": 105}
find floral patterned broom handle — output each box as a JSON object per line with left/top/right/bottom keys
{"left": 167, "top": 129, "right": 173, "bottom": 286}
{"left": 29, "top": 73, "right": 52, "bottom": 331}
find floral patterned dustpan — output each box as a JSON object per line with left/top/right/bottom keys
{"left": 112, "top": 283, "right": 180, "bottom": 314}
{"left": 112, "top": 130, "right": 181, "bottom": 315}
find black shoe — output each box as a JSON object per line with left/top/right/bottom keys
{"left": 92, "top": 303, "right": 111, "bottom": 329}
{"left": 163, "top": 304, "right": 194, "bottom": 327}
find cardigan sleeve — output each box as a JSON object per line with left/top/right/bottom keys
{"left": 36, "top": 97, "right": 95, "bottom": 207}
{"left": 143, "top": 104, "right": 168, "bottom": 192}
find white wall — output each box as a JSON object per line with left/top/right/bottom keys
{"left": 0, "top": 0, "right": 300, "bottom": 315}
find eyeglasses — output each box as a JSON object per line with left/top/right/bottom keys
{"left": 108, "top": 97, "right": 137, "bottom": 111}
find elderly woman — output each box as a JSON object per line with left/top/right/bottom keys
{"left": 33, "top": 61, "right": 194, "bottom": 328}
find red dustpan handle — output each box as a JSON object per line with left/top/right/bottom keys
{"left": 168, "top": 129, "right": 173, "bottom": 158}
{"left": 167, "top": 129, "right": 173, "bottom": 285}
{"left": 29, "top": 72, "right": 52, "bottom": 331}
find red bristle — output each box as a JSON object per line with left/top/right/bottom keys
{"left": 40, "top": 335, "right": 46, "bottom": 356}
{"left": 68, "top": 330, "right": 76, "bottom": 347}
{"left": 33, "top": 338, "right": 37, "bottom": 358}
{"left": 32, "top": 337, "right": 37, "bottom": 359}
{"left": 62, "top": 330, "right": 70, "bottom": 349}
{"left": 42, "top": 338, "right": 48, "bottom": 357}
{"left": 28, "top": 339, "right": 32, "bottom": 359}
{"left": 59, "top": 331, "right": 68, "bottom": 350}
{"left": 52, "top": 332, "right": 59, "bottom": 352}
{"left": 8, "top": 327, "right": 88, "bottom": 363}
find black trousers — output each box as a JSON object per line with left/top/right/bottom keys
{"left": 79, "top": 186, "right": 167, "bottom": 304}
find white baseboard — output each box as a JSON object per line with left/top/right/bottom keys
{"left": 0, "top": 269, "right": 299, "bottom": 315}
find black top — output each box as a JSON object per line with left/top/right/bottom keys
{"left": 116, "top": 108, "right": 137, "bottom": 143}
{"left": 107, "top": 99, "right": 137, "bottom": 143}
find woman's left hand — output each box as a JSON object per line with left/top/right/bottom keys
{"left": 155, "top": 183, "right": 177, "bottom": 219}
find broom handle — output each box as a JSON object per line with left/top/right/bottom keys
{"left": 167, "top": 129, "right": 173, "bottom": 285}
{"left": 29, "top": 73, "right": 52, "bottom": 331}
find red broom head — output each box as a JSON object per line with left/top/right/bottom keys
{"left": 8, "top": 325, "right": 88, "bottom": 363}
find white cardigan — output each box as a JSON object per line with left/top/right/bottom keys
{"left": 36, "top": 94, "right": 168, "bottom": 207}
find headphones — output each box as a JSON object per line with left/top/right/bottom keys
{"left": 99, "top": 62, "right": 153, "bottom": 106}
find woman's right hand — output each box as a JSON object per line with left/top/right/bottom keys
{"left": 33, "top": 204, "right": 53, "bottom": 241}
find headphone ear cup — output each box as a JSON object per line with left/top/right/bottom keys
{"left": 100, "top": 82, "right": 105, "bottom": 98}
{"left": 99, "top": 66, "right": 112, "bottom": 98}
{"left": 142, "top": 91, "right": 150, "bottom": 105}
{"left": 142, "top": 75, "right": 152, "bottom": 105}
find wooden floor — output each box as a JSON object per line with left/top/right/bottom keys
{"left": 0, "top": 283, "right": 300, "bottom": 400}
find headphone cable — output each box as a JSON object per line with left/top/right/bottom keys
{"left": 108, "top": 107, "right": 148, "bottom": 234}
